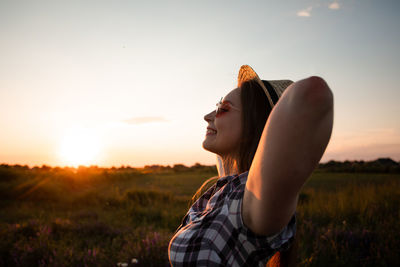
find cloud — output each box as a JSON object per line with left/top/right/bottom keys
{"left": 123, "top": 116, "right": 168, "bottom": 125}
{"left": 329, "top": 2, "right": 340, "bottom": 10}
{"left": 322, "top": 143, "right": 400, "bottom": 162}
{"left": 297, "top": 7, "right": 312, "bottom": 17}
{"left": 321, "top": 128, "right": 400, "bottom": 161}
{"left": 297, "top": 2, "right": 340, "bottom": 18}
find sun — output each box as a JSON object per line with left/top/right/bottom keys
{"left": 58, "top": 127, "right": 101, "bottom": 167}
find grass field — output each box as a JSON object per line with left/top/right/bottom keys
{"left": 0, "top": 165, "right": 399, "bottom": 266}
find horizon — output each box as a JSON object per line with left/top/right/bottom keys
{"left": 1, "top": 0, "right": 399, "bottom": 167}
{"left": 1, "top": 156, "right": 399, "bottom": 169}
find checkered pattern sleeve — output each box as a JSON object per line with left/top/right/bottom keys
{"left": 168, "top": 171, "right": 296, "bottom": 267}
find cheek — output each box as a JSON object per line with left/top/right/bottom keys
{"left": 230, "top": 122, "right": 243, "bottom": 143}
{"left": 216, "top": 117, "right": 242, "bottom": 142}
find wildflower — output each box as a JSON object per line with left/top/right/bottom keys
{"left": 131, "top": 258, "right": 139, "bottom": 264}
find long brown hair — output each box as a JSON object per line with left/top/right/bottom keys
{"left": 240, "top": 80, "right": 297, "bottom": 266}
{"left": 195, "top": 80, "right": 297, "bottom": 266}
{"left": 236, "top": 80, "right": 272, "bottom": 172}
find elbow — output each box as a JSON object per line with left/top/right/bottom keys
{"left": 294, "top": 76, "right": 334, "bottom": 113}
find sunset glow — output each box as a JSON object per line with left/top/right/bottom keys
{"left": 58, "top": 128, "right": 101, "bottom": 167}
{"left": 0, "top": 1, "right": 399, "bottom": 167}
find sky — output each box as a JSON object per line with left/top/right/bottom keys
{"left": 0, "top": 0, "right": 399, "bottom": 168}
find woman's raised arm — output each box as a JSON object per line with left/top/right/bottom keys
{"left": 243, "top": 76, "right": 334, "bottom": 236}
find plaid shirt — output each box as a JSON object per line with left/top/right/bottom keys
{"left": 168, "top": 171, "right": 296, "bottom": 266}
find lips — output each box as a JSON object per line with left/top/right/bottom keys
{"left": 206, "top": 127, "right": 217, "bottom": 135}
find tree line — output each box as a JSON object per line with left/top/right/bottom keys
{"left": 1, "top": 157, "right": 399, "bottom": 175}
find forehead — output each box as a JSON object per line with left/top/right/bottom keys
{"left": 222, "top": 87, "right": 241, "bottom": 103}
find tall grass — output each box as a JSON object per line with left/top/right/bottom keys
{"left": 0, "top": 165, "right": 399, "bottom": 266}
{"left": 297, "top": 173, "right": 400, "bottom": 266}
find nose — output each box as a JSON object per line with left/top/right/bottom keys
{"left": 204, "top": 110, "right": 215, "bottom": 122}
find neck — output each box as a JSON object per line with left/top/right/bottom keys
{"left": 216, "top": 155, "right": 239, "bottom": 177}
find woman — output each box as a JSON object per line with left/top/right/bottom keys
{"left": 168, "top": 65, "right": 334, "bottom": 266}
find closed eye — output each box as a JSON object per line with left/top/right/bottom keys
{"left": 216, "top": 105, "right": 230, "bottom": 116}
{"left": 215, "top": 98, "right": 240, "bottom": 117}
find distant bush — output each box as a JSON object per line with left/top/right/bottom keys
{"left": 0, "top": 165, "right": 19, "bottom": 181}
{"left": 318, "top": 158, "right": 400, "bottom": 173}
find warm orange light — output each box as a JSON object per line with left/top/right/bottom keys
{"left": 58, "top": 127, "right": 101, "bottom": 167}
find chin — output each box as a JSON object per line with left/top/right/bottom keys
{"left": 202, "top": 139, "right": 216, "bottom": 153}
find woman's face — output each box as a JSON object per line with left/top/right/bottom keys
{"left": 202, "top": 87, "right": 242, "bottom": 157}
